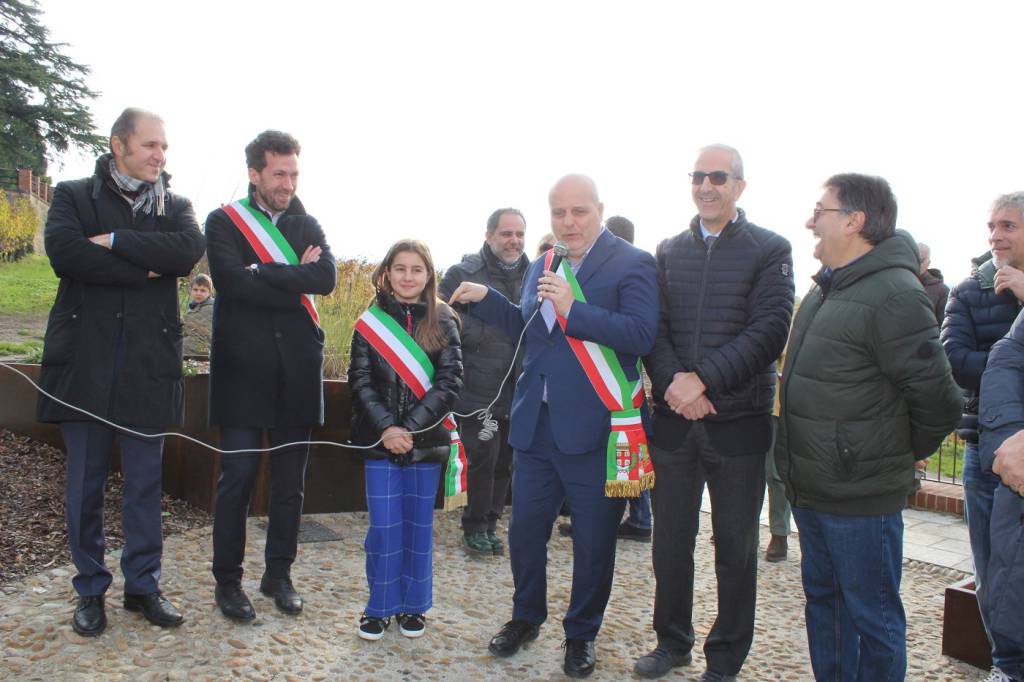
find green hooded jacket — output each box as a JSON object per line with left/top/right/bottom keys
{"left": 776, "top": 230, "right": 962, "bottom": 515}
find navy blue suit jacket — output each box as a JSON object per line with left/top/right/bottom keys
{"left": 471, "top": 230, "right": 659, "bottom": 454}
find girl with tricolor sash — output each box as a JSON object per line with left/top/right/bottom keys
{"left": 348, "top": 239, "right": 463, "bottom": 641}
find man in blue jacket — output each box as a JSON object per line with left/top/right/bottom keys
{"left": 978, "top": 309, "right": 1024, "bottom": 682}
{"left": 448, "top": 174, "right": 659, "bottom": 678}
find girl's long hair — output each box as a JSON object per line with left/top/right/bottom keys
{"left": 372, "top": 239, "right": 450, "bottom": 353}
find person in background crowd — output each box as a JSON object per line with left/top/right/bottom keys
{"left": 944, "top": 191, "right": 1024, "bottom": 681}
{"left": 918, "top": 241, "right": 949, "bottom": 324}
{"left": 763, "top": 296, "right": 800, "bottom": 562}
{"left": 183, "top": 273, "right": 214, "bottom": 356}
{"left": 440, "top": 208, "right": 529, "bottom": 557}
{"left": 639, "top": 144, "right": 794, "bottom": 682}
{"left": 777, "top": 173, "right": 961, "bottom": 682}
{"left": 536, "top": 232, "right": 555, "bottom": 256}
{"left": 348, "top": 239, "right": 462, "bottom": 641}
{"left": 206, "top": 130, "right": 337, "bottom": 622}
{"left": 37, "top": 107, "right": 205, "bottom": 636}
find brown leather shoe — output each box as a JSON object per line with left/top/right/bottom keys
{"left": 765, "top": 534, "right": 788, "bottom": 562}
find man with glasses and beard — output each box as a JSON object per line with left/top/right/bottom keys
{"left": 205, "top": 130, "right": 336, "bottom": 622}
{"left": 440, "top": 208, "right": 530, "bottom": 557}
{"left": 639, "top": 144, "right": 794, "bottom": 682}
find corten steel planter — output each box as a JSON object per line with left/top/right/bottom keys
{"left": 0, "top": 365, "right": 373, "bottom": 514}
{"left": 942, "top": 576, "right": 992, "bottom": 670}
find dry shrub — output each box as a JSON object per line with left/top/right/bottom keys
{"left": 320, "top": 258, "right": 376, "bottom": 378}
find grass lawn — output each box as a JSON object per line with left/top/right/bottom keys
{"left": 0, "top": 254, "right": 58, "bottom": 315}
{"left": 925, "top": 434, "right": 965, "bottom": 482}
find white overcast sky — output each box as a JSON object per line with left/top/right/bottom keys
{"left": 38, "top": 0, "right": 1023, "bottom": 289}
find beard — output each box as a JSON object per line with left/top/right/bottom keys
{"left": 256, "top": 187, "right": 292, "bottom": 213}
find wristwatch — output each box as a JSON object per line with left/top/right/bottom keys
{"left": 248, "top": 263, "right": 259, "bottom": 276}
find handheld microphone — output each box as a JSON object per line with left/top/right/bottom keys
{"left": 538, "top": 242, "right": 569, "bottom": 303}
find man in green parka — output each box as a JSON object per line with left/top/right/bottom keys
{"left": 776, "top": 173, "right": 961, "bottom": 682}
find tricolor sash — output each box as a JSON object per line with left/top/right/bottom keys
{"left": 544, "top": 249, "right": 655, "bottom": 497}
{"left": 222, "top": 198, "right": 320, "bottom": 326}
{"left": 354, "top": 304, "right": 468, "bottom": 510}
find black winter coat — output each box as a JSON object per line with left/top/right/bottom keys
{"left": 206, "top": 188, "right": 337, "bottom": 428}
{"left": 941, "top": 259, "right": 1022, "bottom": 443}
{"left": 37, "top": 155, "right": 206, "bottom": 427}
{"left": 644, "top": 209, "right": 794, "bottom": 454}
{"left": 348, "top": 295, "right": 463, "bottom": 460}
{"left": 438, "top": 244, "right": 528, "bottom": 416}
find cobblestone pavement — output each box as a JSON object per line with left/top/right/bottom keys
{"left": 0, "top": 511, "right": 980, "bottom": 681}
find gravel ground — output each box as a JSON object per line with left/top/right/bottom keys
{"left": 0, "top": 509, "right": 980, "bottom": 680}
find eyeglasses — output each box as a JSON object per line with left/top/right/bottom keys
{"left": 812, "top": 207, "right": 849, "bottom": 220}
{"left": 689, "top": 171, "right": 736, "bottom": 186}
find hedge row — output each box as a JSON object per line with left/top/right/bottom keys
{"left": 0, "top": 192, "right": 37, "bottom": 262}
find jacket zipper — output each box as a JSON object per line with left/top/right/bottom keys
{"left": 690, "top": 236, "right": 717, "bottom": 364}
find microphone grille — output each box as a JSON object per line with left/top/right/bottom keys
{"left": 552, "top": 242, "right": 569, "bottom": 257}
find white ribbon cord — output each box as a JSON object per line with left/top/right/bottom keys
{"left": 0, "top": 307, "right": 539, "bottom": 457}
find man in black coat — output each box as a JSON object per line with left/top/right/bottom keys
{"left": 638, "top": 144, "right": 794, "bottom": 681}
{"left": 439, "top": 207, "right": 529, "bottom": 556}
{"left": 206, "top": 130, "right": 336, "bottom": 621}
{"left": 37, "top": 108, "right": 206, "bottom": 636}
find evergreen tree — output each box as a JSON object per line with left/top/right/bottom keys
{"left": 0, "top": 0, "right": 104, "bottom": 176}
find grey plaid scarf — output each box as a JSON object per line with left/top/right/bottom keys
{"left": 108, "top": 159, "right": 166, "bottom": 216}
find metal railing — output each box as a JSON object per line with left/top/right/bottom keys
{"left": 921, "top": 431, "right": 964, "bottom": 486}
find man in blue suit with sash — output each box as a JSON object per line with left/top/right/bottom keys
{"left": 449, "top": 174, "right": 659, "bottom": 678}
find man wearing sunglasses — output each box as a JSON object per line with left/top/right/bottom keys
{"left": 639, "top": 144, "right": 794, "bottom": 681}
{"left": 776, "top": 174, "right": 960, "bottom": 681}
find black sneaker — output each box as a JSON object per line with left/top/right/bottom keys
{"left": 397, "top": 613, "right": 426, "bottom": 638}
{"left": 617, "top": 521, "right": 652, "bottom": 542}
{"left": 358, "top": 614, "right": 390, "bottom": 641}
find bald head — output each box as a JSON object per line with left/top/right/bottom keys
{"left": 549, "top": 174, "right": 604, "bottom": 261}
{"left": 550, "top": 174, "right": 600, "bottom": 205}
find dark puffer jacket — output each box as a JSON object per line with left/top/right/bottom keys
{"left": 439, "top": 244, "right": 528, "bottom": 416}
{"left": 644, "top": 208, "right": 794, "bottom": 454}
{"left": 776, "top": 231, "right": 962, "bottom": 515}
{"left": 941, "top": 259, "right": 1021, "bottom": 443}
{"left": 37, "top": 155, "right": 206, "bottom": 427}
{"left": 348, "top": 294, "right": 463, "bottom": 460}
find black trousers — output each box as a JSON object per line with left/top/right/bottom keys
{"left": 61, "top": 422, "right": 164, "bottom": 597}
{"left": 212, "top": 427, "right": 310, "bottom": 585}
{"left": 458, "top": 416, "right": 513, "bottom": 534}
{"left": 650, "top": 423, "right": 765, "bottom": 676}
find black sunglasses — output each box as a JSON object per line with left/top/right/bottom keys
{"left": 689, "top": 171, "right": 737, "bottom": 186}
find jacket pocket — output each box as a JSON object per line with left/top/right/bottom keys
{"left": 156, "top": 321, "right": 184, "bottom": 379}
{"left": 41, "top": 307, "right": 82, "bottom": 366}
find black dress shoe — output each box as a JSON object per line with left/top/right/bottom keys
{"left": 259, "top": 575, "right": 303, "bottom": 615}
{"left": 215, "top": 582, "right": 256, "bottom": 622}
{"left": 634, "top": 645, "right": 692, "bottom": 678}
{"left": 72, "top": 595, "right": 106, "bottom": 637}
{"left": 123, "top": 591, "right": 184, "bottom": 628}
{"left": 488, "top": 619, "right": 540, "bottom": 657}
{"left": 563, "top": 638, "right": 597, "bottom": 678}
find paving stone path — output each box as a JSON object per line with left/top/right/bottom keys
{"left": 0, "top": 510, "right": 979, "bottom": 680}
